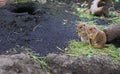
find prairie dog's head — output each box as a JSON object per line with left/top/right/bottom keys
{"left": 77, "top": 22, "right": 89, "bottom": 37}
{"left": 77, "top": 22, "right": 87, "bottom": 32}
{"left": 87, "top": 25, "right": 99, "bottom": 39}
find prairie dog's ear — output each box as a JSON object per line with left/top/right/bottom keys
{"left": 92, "top": 25, "right": 96, "bottom": 27}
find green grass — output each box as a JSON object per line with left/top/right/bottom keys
{"left": 66, "top": 40, "right": 120, "bottom": 60}
{"left": 69, "top": 5, "right": 120, "bottom": 61}
{"left": 26, "top": 51, "right": 49, "bottom": 73}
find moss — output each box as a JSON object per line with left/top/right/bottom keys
{"left": 66, "top": 40, "right": 120, "bottom": 60}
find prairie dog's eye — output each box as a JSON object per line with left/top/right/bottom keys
{"left": 89, "top": 28, "right": 92, "bottom": 31}
{"left": 79, "top": 26, "right": 82, "bottom": 28}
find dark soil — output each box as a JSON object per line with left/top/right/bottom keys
{"left": 0, "top": 2, "right": 80, "bottom": 56}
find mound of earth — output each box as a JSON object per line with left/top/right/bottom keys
{"left": 0, "top": 53, "right": 45, "bottom": 74}
{"left": 0, "top": 2, "right": 79, "bottom": 56}
{"left": 47, "top": 54, "right": 120, "bottom": 74}
{"left": 0, "top": 53, "right": 119, "bottom": 74}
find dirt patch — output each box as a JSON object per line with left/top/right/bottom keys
{"left": 0, "top": 2, "right": 80, "bottom": 56}
{"left": 95, "top": 18, "right": 112, "bottom": 25}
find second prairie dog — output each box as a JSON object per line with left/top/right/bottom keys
{"left": 87, "top": 25, "right": 107, "bottom": 48}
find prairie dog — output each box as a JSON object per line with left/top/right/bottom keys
{"left": 77, "top": 22, "right": 89, "bottom": 43}
{"left": 87, "top": 25, "right": 107, "bottom": 48}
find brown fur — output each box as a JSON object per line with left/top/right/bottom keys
{"left": 77, "top": 22, "right": 89, "bottom": 43}
{"left": 87, "top": 26, "right": 107, "bottom": 48}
